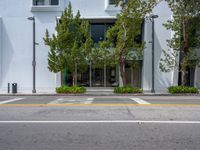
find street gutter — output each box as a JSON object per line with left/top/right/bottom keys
{"left": 0, "top": 93, "right": 199, "bottom": 96}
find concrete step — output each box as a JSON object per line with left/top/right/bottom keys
{"left": 86, "top": 88, "right": 114, "bottom": 95}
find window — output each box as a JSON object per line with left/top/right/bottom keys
{"left": 105, "top": 0, "right": 121, "bottom": 12}
{"left": 109, "top": 0, "right": 115, "bottom": 5}
{"left": 90, "top": 23, "right": 114, "bottom": 44}
{"left": 91, "top": 24, "right": 105, "bottom": 43}
{"left": 33, "top": 0, "right": 59, "bottom": 6}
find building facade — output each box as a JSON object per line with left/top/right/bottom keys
{"left": 0, "top": 0, "right": 199, "bottom": 93}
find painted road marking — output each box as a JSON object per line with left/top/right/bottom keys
{"left": 48, "top": 98, "right": 64, "bottom": 104}
{"left": 1, "top": 104, "right": 200, "bottom": 107}
{"left": 0, "top": 98, "right": 25, "bottom": 104}
{"left": 48, "top": 98, "right": 92, "bottom": 104}
{"left": 84, "top": 98, "right": 94, "bottom": 104}
{"left": 0, "top": 120, "right": 200, "bottom": 124}
{"left": 130, "top": 98, "right": 150, "bottom": 104}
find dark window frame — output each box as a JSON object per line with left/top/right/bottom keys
{"left": 90, "top": 23, "right": 115, "bottom": 44}
{"left": 109, "top": 0, "right": 115, "bottom": 5}
{"left": 33, "top": 0, "right": 59, "bottom": 6}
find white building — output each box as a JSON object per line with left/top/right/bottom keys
{"left": 0, "top": 0, "right": 199, "bottom": 93}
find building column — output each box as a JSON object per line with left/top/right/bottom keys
{"left": 118, "top": 65, "right": 123, "bottom": 87}
{"left": 104, "top": 64, "right": 106, "bottom": 87}
{"left": 89, "top": 62, "right": 92, "bottom": 87}
{"left": 0, "top": 18, "right": 2, "bottom": 89}
{"left": 75, "top": 63, "right": 77, "bottom": 85}
{"left": 131, "top": 67, "right": 133, "bottom": 86}
{"left": 194, "top": 66, "right": 200, "bottom": 89}
{"left": 55, "top": 72, "right": 61, "bottom": 87}
{"left": 64, "top": 65, "right": 67, "bottom": 85}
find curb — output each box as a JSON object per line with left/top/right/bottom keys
{"left": 0, "top": 93, "right": 199, "bottom": 96}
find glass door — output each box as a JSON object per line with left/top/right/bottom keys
{"left": 92, "top": 68, "right": 104, "bottom": 87}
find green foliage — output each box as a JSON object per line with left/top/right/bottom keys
{"left": 56, "top": 86, "right": 86, "bottom": 94}
{"left": 114, "top": 85, "right": 143, "bottom": 94}
{"left": 160, "top": 0, "right": 200, "bottom": 85}
{"left": 160, "top": 49, "right": 179, "bottom": 72}
{"left": 106, "top": 0, "right": 155, "bottom": 57}
{"left": 43, "top": 3, "right": 93, "bottom": 76}
{"left": 168, "top": 86, "right": 199, "bottom": 94}
{"left": 97, "top": 0, "right": 156, "bottom": 85}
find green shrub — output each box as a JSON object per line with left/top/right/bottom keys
{"left": 168, "top": 86, "right": 199, "bottom": 94}
{"left": 56, "top": 86, "right": 86, "bottom": 94}
{"left": 114, "top": 85, "right": 142, "bottom": 94}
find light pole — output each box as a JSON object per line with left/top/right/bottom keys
{"left": 150, "top": 14, "right": 158, "bottom": 93}
{"left": 27, "top": 16, "right": 37, "bottom": 93}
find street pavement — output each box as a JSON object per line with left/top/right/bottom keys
{"left": 0, "top": 96, "right": 200, "bottom": 150}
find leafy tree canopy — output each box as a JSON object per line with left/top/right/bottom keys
{"left": 44, "top": 2, "right": 93, "bottom": 74}
{"left": 160, "top": 0, "right": 200, "bottom": 85}
{"left": 94, "top": 0, "right": 156, "bottom": 85}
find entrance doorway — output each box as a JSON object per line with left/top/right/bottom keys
{"left": 92, "top": 68, "right": 104, "bottom": 87}
{"left": 125, "top": 61, "right": 142, "bottom": 88}
{"left": 61, "top": 62, "right": 141, "bottom": 88}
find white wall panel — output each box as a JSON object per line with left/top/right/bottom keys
{"left": 0, "top": 0, "right": 176, "bottom": 92}
{"left": 0, "top": 17, "right": 2, "bottom": 89}
{"left": 142, "top": 1, "right": 177, "bottom": 92}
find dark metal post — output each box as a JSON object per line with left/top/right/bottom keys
{"left": 8, "top": 83, "right": 10, "bottom": 93}
{"left": 151, "top": 18, "right": 155, "bottom": 93}
{"left": 28, "top": 16, "right": 36, "bottom": 93}
{"left": 150, "top": 14, "right": 158, "bottom": 93}
{"left": 32, "top": 17, "right": 36, "bottom": 93}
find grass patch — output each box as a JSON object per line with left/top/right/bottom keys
{"left": 56, "top": 86, "right": 86, "bottom": 94}
{"left": 114, "top": 85, "right": 142, "bottom": 94}
{"left": 168, "top": 86, "right": 199, "bottom": 94}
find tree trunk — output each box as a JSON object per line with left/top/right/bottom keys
{"left": 180, "top": 21, "right": 189, "bottom": 86}
{"left": 72, "top": 70, "right": 76, "bottom": 86}
{"left": 181, "top": 69, "right": 187, "bottom": 86}
{"left": 119, "top": 55, "right": 126, "bottom": 86}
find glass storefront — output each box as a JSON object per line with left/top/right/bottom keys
{"left": 125, "top": 61, "right": 142, "bottom": 87}
{"left": 60, "top": 21, "right": 142, "bottom": 87}
{"left": 61, "top": 61, "right": 142, "bottom": 87}
{"left": 92, "top": 68, "right": 104, "bottom": 87}
{"left": 77, "top": 67, "right": 90, "bottom": 87}
{"left": 106, "top": 66, "right": 118, "bottom": 87}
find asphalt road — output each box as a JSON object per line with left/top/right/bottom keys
{"left": 0, "top": 96, "right": 200, "bottom": 150}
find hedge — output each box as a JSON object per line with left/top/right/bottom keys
{"left": 114, "top": 85, "right": 142, "bottom": 94}
{"left": 56, "top": 86, "right": 86, "bottom": 94}
{"left": 168, "top": 86, "right": 199, "bottom": 94}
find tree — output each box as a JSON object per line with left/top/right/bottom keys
{"left": 99, "top": 0, "right": 156, "bottom": 86}
{"left": 160, "top": 0, "right": 200, "bottom": 85}
{"left": 43, "top": 3, "right": 93, "bottom": 86}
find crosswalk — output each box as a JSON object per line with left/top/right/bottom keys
{"left": 48, "top": 98, "right": 95, "bottom": 104}
{"left": 130, "top": 98, "right": 150, "bottom": 104}
{"left": 0, "top": 97, "right": 150, "bottom": 105}
{"left": 0, "top": 98, "right": 25, "bottom": 104}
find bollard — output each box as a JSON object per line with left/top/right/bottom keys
{"left": 12, "top": 83, "right": 17, "bottom": 94}
{"left": 8, "top": 83, "right": 10, "bottom": 93}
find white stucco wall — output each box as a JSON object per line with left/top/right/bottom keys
{"left": 195, "top": 50, "right": 200, "bottom": 89}
{"left": 0, "top": 0, "right": 119, "bottom": 92}
{"left": 0, "top": 17, "right": 2, "bottom": 89}
{"left": 70, "top": 0, "right": 119, "bottom": 18}
{"left": 142, "top": 1, "right": 178, "bottom": 92}
{"left": 0, "top": 0, "right": 176, "bottom": 92}
{"left": 0, "top": 0, "right": 62, "bottom": 91}
{"left": 195, "top": 67, "right": 200, "bottom": 89}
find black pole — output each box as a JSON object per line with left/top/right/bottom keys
{"left": 151, "top": 18, "right": 155, "bottom": 93}
{"left": 32, "top": 17, "right": 36, "bottom": 93}
{"left": 8, "top": 83, "right": 10, "bottom": 94}
{"left": 27, "top": 16, "right": 36, "bottom": 93}
{"left": 149, "top": 14, "right": 158, "bottom": 93}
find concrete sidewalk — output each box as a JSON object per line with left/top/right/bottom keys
{"left": 0, "top": 89, "right": 199, "bottom": 96}
{"left": 1, "top": 87, "right": 199, "bottom": 96}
